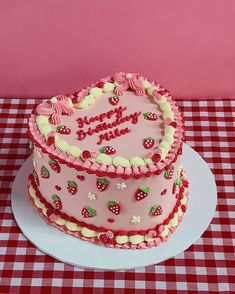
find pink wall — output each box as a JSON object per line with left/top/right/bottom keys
{"left": 1, "top": 1, "right": 235, "bottom": 99}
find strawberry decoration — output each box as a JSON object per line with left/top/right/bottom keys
{"left": 48, "top": 159, "right": 61, "bottom": 173}
{"left": 99, "top": 146, "right": 116, "bottom": 155}
{"left": 40, "top": 166, "right": 50, "bottom": 179}
{"left": 164, "top": 165, "right": 175, "bottom": 179}
{"left": 67, "top": 181, "right": 78, "bottom": 195}
{"left": 96, "top": 178, "right": 110, "bottom": 192}
{"left": 135, "top": 186, "right": 150, "bottom": 201}
{"left": 161, "top": 188, "right": 167, "bottom": 195}
{"left": 107, "top": 200, "right": 121, "bottom": 215}
{"left": 109, "top": 96, "right": 119, "bottom": 106}
{"left": 149, "top": 204, "right": 163, "bottom": 216}
{"left": 143, "top": 137, "right": 154, "bottom": 149}
{"left": 56, "top": 125, "right": 71, "bottom": 135}
{"left": 51, "top": 195, "right": 62, "bottom": 210}
{"left": 55, "top": 185, "right": 61, "bottom": 191}
{"left": 81, "top": 206, "right": 97, "bottom": 218}
{"left": 143, "top": 112, "right": 157, "bottom": 121}
{"left": 33, "top": 170, "right": 39, "bottom": 186}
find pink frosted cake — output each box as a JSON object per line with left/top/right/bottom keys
{"left": 27, "top": 72, "right": 189, "bottom": 249}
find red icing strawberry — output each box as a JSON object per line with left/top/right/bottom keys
{"left": 107, "top": 200, "right": 121, "bottom": 215}
{"left": 143, "top": 112, "right": 157, "bottom": 121}
{"left": 161, "top": 188, "right": 167, "bottom": 195}
{"left": 55, "top": 185, "right": 61, "bottom": 191}
{"left": 51, "top": 195, "right": 62, "bottom": 210}
{"left": 82, "top": 206, "right": 96, "bottom": 218}
{"left": 164, "top": 165, "right": 175, "bottom": 179}
{"left": 99, "top": 146, "right": 116, "bottom": 155}
{"left": 109, "top": 96, "right": 119, "bottom": 106}
{"left": 49, "top": 159, "right": 61, "bottom": 173}
{"left": 67, "top": 181, "right": 77, "bottom": 195}
{"left": 33, "top": 170, "right": 39, "bottom": 186}
{"left": 81, "top": 150, "right": 91, "bottom": 160}
{"left": 40, "top": 166, "right": 50, "bottom": 179}
{"left": 135, "top": 186, "right": 150, "bottom": 201}
{"left": 143, "top": 137, "right": 154, "bottom": 149}
{"left": 56, "top": 125, "right": 71, "bottom": 135}
{"left": 181, "top": 205, "right": 187, "bottom": 213}
{"left": 149, "top": 204, "right": 162, "bottom": 216}
{"left": 96, "top": 178, "right": 110, "bottom": 192}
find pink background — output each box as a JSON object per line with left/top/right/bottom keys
{"left": 1, "top": 1, "right": 235, "bottom": 99}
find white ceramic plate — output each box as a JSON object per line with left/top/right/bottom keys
{"left": 11, "top": 144, "right": 217, "bottom": 270}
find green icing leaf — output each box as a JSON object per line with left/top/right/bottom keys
{"left": 67, "top": 181, "right": 77, "bottom": 187}
{"left": 49, "top": 159, "right": 57, "bottom": 164}
{"left": 52, "top": 195, "right": 60, "bottom": 202}
{"left": 107, "top": 200, "right": 119, "bottom": 206}
{"left": 143, "top": 112, "right": 150, "bottom": 118}
{"left": 97, "top": 178, "right": 110, "bottom": 185}
{"left": 41, "top": 166, "right": 49, "bottom": 176}
{"left": 149, "top": 204, "right": 157, "bottom": 215}
{"left": 56, "top": 125, "right": 63, "bottom": 131}
{"left": 86, "top": 206, "right": 96, "bottom": 216}
{"left": 175, "top": 176, "right": 183, "bottom": 187}
{"left": 141, "top": 186, "right": 150, "bottom": 194}
{"left": 33, "top": 170, "right": 38, "bottom": 178}
{"left": 99, "top": 147, "right": 106, "bottom": 153}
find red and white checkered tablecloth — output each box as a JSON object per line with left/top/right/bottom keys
{"left": 0, "top": 98, "right": 234, "bottom": 294}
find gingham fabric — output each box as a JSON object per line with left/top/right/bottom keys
{"left": 0, "top": 98, "right": 234, "bottom": 294}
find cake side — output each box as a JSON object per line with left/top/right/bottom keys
{"left": 27, "top": 168, "right": 189, "bottom": 249}
{"left": 31, "top": 146, "right": 185, "bottom": 231}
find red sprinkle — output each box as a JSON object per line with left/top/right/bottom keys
{"left": 107, "top": 218, "right": 115, "bottom": 223}
{"left": 55, "top": 185, "right": 61, "bottom": 191}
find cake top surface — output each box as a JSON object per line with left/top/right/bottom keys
{"left": 28, "top": 72, "right": 184, "bottom": 178}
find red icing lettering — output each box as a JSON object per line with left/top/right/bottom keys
{"left": 76, "top": 104, "right": 141, "bottom": 145}
{"left": 77, "top": 130, "right": 86, "bottom": 140}
{"left": 97, "top": 127, "right": 131, "bottom": 145}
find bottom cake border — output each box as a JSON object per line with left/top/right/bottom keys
{"left": 27, "top": 173, "right": 189, "bottom": 249}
